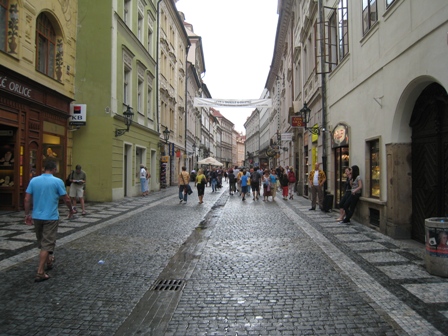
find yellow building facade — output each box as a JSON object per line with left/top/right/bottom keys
{"left": 0, "top": 0, "right": 78, "bottom": 210}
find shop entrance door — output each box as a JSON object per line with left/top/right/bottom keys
{"left": 410, "top": 83, "right": 448, "bottom": 243}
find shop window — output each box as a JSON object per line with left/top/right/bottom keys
{"left": 369, "top": 140, "right": 380, "bottom": 198}
{"left": 36, "top": 13, "right": 56, "bottom": 78}
{"left": 0, "top": 0, "right": 8, "bottom": 52}
{"left": 42, "top": 134, "right": 62, "bottom": 178}
{"left": 334, "top": 147, "right": 350, "bottom": 207}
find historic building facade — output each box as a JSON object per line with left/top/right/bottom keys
{"left": 0, "top": 0, "right": 78, "bottom": 210}
{"left": 74, "top": 0, "right": 160, "bottom": 201}
{"left": 266, "top": 0, "right": 448, "bottom": 242}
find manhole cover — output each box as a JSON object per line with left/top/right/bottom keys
{"left": 150, "top": 279, "right": 185, "bottom": 291}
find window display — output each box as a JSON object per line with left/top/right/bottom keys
{"left": 334, "top": 146, "right": 350, "bottom": 207}
{"left": 370, "top": 140, "right": 380, "bottom": 198}
{"left": 0, "top": 144, "right": 14, "bottom": 187}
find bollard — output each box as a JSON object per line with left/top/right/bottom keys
{"left": 425, "top": 217, "right": 448, "bottom": 277}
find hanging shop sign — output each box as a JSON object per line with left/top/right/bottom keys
{"left": 69, "top": 104, "right": 87, "bottom": 126}
{"left": 332, "top": 123, "right": 349, "bottom": 148}
{"left": 290, "top": 115, "right": 305, "bottom": 128}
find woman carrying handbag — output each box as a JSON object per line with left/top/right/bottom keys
{"left": 178, "top": 166, "right": 190, "bottom": 204}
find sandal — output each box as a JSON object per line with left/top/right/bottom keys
{"left": 81, "top": 212, "right": 87, "bottom": 216}
{"left": 46, "top": 255, "right": 55, "bottom": 270}
{"left": 34, "top": 273, "right": 50, "bottom": 282}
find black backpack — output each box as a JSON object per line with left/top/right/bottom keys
{"left": 251, "top": 171, "right": 260, "bottom": 183}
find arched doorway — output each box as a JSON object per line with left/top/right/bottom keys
{"left": 410, "top": 83, "right": 448, "bottom": 242}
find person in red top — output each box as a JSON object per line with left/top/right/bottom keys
{"left": 287, "top": 167, "right": 296, "bottom": 200}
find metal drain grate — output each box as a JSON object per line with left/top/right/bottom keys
{"left": 151, "top": 279, "right": 185, "bottom": 291}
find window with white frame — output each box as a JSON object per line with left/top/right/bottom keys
{"left": 386, "top": 0, "right": 396, "bottom": 8}
{"left": 123, "top": 66, "right": 131, "bottom": 105}
{"left": 138, "top": 13, "right": 143, "bottom": 42}
{"left": 147, "top": 27, "right": 153, "bottom": 55}
{"left": 362, "top": 0, "right": 377, "bottom": 35}
{"left": 137, "top": 77, "right": 143, "bottom": 114}
{"left": 147, "top": 86, "right": 153, "bottom": 120}
{"left": 124, "top": 0, "right": 131, "bottom": 25}
{"left": 328, "top": 11, "right": 338, "bottom": 71}
{"left": 338, "top": 0, "right": 349, "bottom": 60}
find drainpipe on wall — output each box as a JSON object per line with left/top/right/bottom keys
{"left": 184, "top": 45, "right": 190, "bottom": 167}
{"left": 156, "top": 0, "right": 163, "bottom": 135}
{"left": 318, "top": 0, "right": 328, "bottom": 192}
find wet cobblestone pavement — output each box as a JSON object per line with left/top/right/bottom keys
{"left": 0, "top": 184, "right": 447, "bottom": 335}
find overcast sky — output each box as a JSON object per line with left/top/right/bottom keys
{"left": 175, "top": 0, "right": 279, "bottom": 134}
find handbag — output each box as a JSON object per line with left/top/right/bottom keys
{"left": 65, "top": 171, "right": 74, "bottom": 187}
{"left": 181, "top": 173, "right": 193, "bottom": 195}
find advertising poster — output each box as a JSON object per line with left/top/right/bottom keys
{"left": 426, "top": 227, "right": 448, "bottom": 257}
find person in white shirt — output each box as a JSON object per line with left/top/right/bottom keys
{"left": 139, "top": 164, "right": 147, "bottom": 196}
{"left": 308, "top": 163, "right": 326, "bottom": 210}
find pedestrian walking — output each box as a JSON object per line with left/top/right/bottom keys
{"left": 139, "top": 164, "right": 146, "bottom": 196}
{"left": 178, "top": 166, "right": 190, "bottom": 204}
{"left": 24, "top": 160, "right": 75, "bottom": 282}
{"left": 195, "top": 169, "right": 206, "bottom": 204}
{"left": 308, "top": 162, "right": 326, "bottom": 210}
{"left": 68, "top": 164, "right": 87, "bottom": 215}
{"left": 228, "top": 169, "right": 236, "bottom": 195}
{"left": 250, "top": 167, "right": 261, "bottom": 201}
{"left": 341, "top": 165, "right": 362, "bottom": 224}
{"left": 240, "top": 169, "right": 249, "bottom": 201}
{"left": 287, "top": 167, "right": 296, "bottom": 199}
{"left": 269, "top": 168, "right": 278, "bottom": 201}
{"left": 210, "top": 167, "right": 218, "bottom": 192}
{"left": 262, "top": 169, "right": 272, "bottom": 201}
{"left": 236, "top": 169, "right": 244, "bottom": 195}
{"left": 280, "top": 168, "right": 289, "bottom": 200}
{"left": 144, "top": 166, "right": 151, "bottom": 196}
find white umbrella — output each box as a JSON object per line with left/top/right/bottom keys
{"left": 197, "top": 157, "right": 224, "bottom": 166}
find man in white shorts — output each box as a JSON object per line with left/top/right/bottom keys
{"left": 69, "top": 164, "right": 87, "bottom": 215}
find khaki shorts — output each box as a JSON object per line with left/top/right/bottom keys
{"left": 34, "top": 219, "right": 59, "bottom": 252}
{"left": 69, "top": 183, "right": 84, "bottom": 198}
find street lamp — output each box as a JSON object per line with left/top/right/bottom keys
{"left": 162, "top": 126, "right": 170, "bottom": 144}
{"left": 299, "top": 102, "right": 322, "bottom": 135}
{"left": 115, "top": 105, "right": 134, "bottom": 137}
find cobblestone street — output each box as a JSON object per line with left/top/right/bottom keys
{"left": 0, "top": 184, "right": 447, "bottom": 335}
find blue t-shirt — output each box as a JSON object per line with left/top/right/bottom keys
{"left": 269, "top": 174, "right": 277, "bottom": 184}
{"left": 26, "top": 174, "right": 67, "bottom": 220}
{"left": 241, "top": 174, "right": 249, "bottom": 187}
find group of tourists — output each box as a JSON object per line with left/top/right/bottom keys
{"left": 183, "top": 165, "right": 297, "bottom": 204}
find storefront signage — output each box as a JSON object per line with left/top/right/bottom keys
{"left": 332, "top": 123, "right": 349, "bottom": 148}
{"left": 0, "top": 75, "right": 33, "bottom": 99}
{"left": 161, "top": 156, "right": 169, "bottom": 163}
{"left": 290, "top": 115, "right": 304, "bottom": 128}
{"left": 69, "top": 104, "right": 87, "bottom": 126}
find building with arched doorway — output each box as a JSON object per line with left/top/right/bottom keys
{"left": 326, "top": 0, "right": 448, "bottom": 242}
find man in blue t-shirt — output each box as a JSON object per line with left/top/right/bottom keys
{"left": 240, "top": 169, "right": 249, "bottom": 201}
{"left": 24, "top": 160, "right": 75, "bottom": 282}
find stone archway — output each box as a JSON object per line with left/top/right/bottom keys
{"left": 410, "top": 83, "right": 448, "bottom": 242}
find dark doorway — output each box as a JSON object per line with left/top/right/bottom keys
{"left": 410, "top": 83, "right": 448, "bottom": 243}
